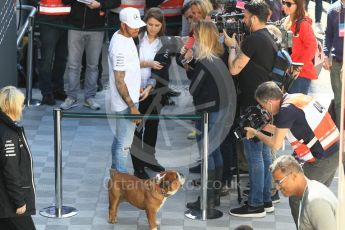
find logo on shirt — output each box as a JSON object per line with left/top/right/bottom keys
{"left": 4, "top": 139, "right": 16, "bottom": 157}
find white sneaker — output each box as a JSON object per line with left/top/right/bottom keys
{"left": 315, "top": 23, "right": 324, "bottom": 34}
{"left": 84, "top": 97, "right": 100, "bottom": 110}
{"left": 60, "top": 97, "right": 78, "bottom": 110}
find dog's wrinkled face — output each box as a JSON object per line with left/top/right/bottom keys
{"left": 155, "top": 171, "right": 185, "bottom": 196}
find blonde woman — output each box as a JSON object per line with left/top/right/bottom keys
{"left": 0, "top": 86, "right": 36, "bottom": 230}
{"left": 189, "top": 0, "right": 213, "bottom": 21}
{"left": 185, "top": 20, "right": 233, "bottom": 215}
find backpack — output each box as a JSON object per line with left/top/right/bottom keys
{"left": 269, "top": 48, "right": 294, "bottom": 91}
{"left": 256, "top": 28, "right": 295, "bottom": 92}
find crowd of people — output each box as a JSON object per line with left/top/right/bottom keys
{"left": 1, "top": 0, "right": 343, "bottom": 229}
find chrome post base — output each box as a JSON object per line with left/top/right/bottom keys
{"left": 39, "top": 206, "right": 77, "bottom": 218}
{"left": 26, "top": 99, "right": 41, "bottom": 107}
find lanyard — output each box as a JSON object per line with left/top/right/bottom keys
{"left": 297, "top": 182, "right": 308, "bottom": 230}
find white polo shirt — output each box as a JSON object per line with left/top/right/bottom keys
{"left": 108, "top": 31, "right": 141, "bottom": 112}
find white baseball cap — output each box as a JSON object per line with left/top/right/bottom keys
{"left": 119, "top": 7, "right": 146, "bottom": 29}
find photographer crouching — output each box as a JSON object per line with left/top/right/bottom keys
{"left": 245, "top": 81, "right": 339, "bottom": 226}
{"left": 223, "top": 0, "right": 277, "bottom": 218}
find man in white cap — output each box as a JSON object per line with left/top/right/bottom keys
{"left": 108, "top": 7, "right": 146, "bottom": 173}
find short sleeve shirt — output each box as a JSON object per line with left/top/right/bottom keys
{"left": 274, "top": 97, "right": 338, "bottom": 158}
{"left": 107, "top": 31, "right": 141, "bottom": 112}
{"left": 238, "top": 28, "right": 276, "bottom": 107}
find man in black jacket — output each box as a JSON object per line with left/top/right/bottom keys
{"left": 0, "top": 86, "right": 36, "bottom": 230}
{"left": 60, "top": 0, "right": 120, "bottom": 110}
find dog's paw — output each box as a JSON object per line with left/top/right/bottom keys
{"left": 155, "top": 220, "right": 160, "bottom": 225}
{"left": 108, "top": 218, "right": 117, "bottom": 224}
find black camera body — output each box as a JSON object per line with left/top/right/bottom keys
{"left": 211, "top": 0, "right": 248, "bottom": 36}
{"left": 233, "top": 105, "right": 271, "bottom": 140}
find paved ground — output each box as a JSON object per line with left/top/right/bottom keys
{"left": 16, "top": 1, "right": 341, "bottom": 229}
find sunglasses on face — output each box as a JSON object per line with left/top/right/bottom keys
{"left": 282, "top": 1, "right": 295, "bottom": 7}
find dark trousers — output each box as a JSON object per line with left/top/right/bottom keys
{"left": 0, "top": 216, "right": 36, "bottom": 230}
{"left": 130, "top": 94, "right": 162, "bottom": 170}
{"left": 38, "top": 24, "right": 67, "bottom": 96}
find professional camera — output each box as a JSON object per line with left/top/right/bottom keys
{"left": 211, "top": 0, "right": 248, "bottom": 36}
{"left": 233, "top": 105, "right": 271, "bottom": 140}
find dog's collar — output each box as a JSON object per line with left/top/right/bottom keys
{"left": 152, "top": 183, "right": 170, "bottom": 198}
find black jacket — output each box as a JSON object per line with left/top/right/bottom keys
{"left": 62, "top": 0, "right": 120, "bottom": 29}
{"left": 189, "top": 57, "right": 235, "bottom": 113}
{"left": 0, "top": 111, "right": 36, "bottom": 218}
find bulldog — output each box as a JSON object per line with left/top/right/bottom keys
{"left": 108, "top": 170, "right": 185, "bottom": 230}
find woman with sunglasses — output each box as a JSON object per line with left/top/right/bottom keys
{"left": 0, "top": 86, "right": 36, "bottom": 230}
{"left": 281, "top": 0, "right": 317, "bottom": 95}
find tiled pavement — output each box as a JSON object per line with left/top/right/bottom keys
{"left": 18, "top": 2, "right": 340, "bottom": 229}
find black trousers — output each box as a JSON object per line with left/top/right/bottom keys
{"left": 130, "top": 94, "right": 162, "bottom": 171}
{"left": 0, "top": 216, "right": 36, "bottom": 230}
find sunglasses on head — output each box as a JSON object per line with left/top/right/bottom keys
{"left": 282, "top": 1, "right": 295, "bottom": 7}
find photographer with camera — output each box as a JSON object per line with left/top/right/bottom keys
{"left": 224, "top": 0, "right": 276, "bottom": 218}
{"left": 245, "top": 81, "right": 339, "bottom": 226}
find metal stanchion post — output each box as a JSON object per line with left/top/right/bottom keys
{"left": 185, "top": 112, "right": 223, "bottom": 220}
{"left": 25, "top": 15, "right": 40, "bottom": 107}
{"left": 40, "top": 109, "right": 77, "bottom": 218}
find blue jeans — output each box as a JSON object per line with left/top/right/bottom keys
{"left": 288, "top": 76, "right": 311, "bottom": 94}
{"left": 66, "top": 30, "right": 104, "bottom": 100}
{"left": 111, "top": 107, "right": 137, "bottom": 172}
{"left": 243, "top": 139, "right": 272, "bottom": 207}
{"left": 196, "top": 110, "right": 225, "bottom": 171}
{"left": 38, "top": 24, "right": 67, "bottom": 96}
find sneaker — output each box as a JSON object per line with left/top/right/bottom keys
{"left": 187, "top": 130, "right": 197, "bottom": 139}
{"left": 60, "top": 97, "right": 78, "bottom": 110}
{"left": 229, "top": 204, "right": 266, "bottom": 218}
{"left": 264, "top": 201, "right": 274, "bottom": 213}
{"left": 244, "top": 201, "right": 274, "bottom": 213}
{"left": 315, "top": 22, "right": 324, "bottom": 34}
{"left": 271, "top": 191, "right": 281, "bottom": 204}
{"left": 41, "top": 94, "right": 56, "bottom": 106}
{"left": 84, "top": 97, "right": 100, "bottom": 110}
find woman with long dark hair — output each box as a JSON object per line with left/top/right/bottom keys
{"left": 130, "top": 8, "right": 167, "bottom": 179}
{"left": 282, "top": 0, "right": 317, "bottom": 94}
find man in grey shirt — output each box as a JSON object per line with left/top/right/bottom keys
{"left": 270, "top": 155, "right": 338, "bottom": 230}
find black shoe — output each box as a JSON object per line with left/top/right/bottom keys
{"left": 97, "top": 79, "right": 103, "bottom": 92}
{"left": 41, "top": 94, "right": 56, "bottom": 105}
{"left": 54, "top": 91, "right": 67, "bottom": 101}
{"left": 145, "top": 163, "right": 165, "bottom": 172}
{"left": 134, "top": 169, "right": 149, "bottom": 179}
{"left": 271, "top": 191, "right": 281, "bottom": 204}
{"left": 166, "top": 89, "right": 181, "bottom": 97}
{"left": 220, "top": 184, "right": 231, "bottom": 197}
{"left": 229, "top": 204, "right": 266, "bottom": 218}
{"left": 186, "top": 195, "right": 220, "bottom": 210}
{"left": 189, "top": 163, "right": 201, "bottom": 173}
{"left": 244, "top": 200, "right": 274, "bottom": 213}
